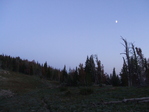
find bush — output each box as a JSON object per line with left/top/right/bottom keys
{"left": 59, "top": 87, "right": 68, "bottom": 92}
{"left": 79, "top": 88, "right": 94, "bottom": 95}
{"left": 64, "top": 90, "right": 72, "bottom": 96}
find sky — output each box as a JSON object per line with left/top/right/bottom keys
{"left": 0, "top": 0, "right": 149, "bottom": 74}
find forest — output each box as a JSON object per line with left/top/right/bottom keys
{"left": 0, "top": 38, "right": 149, "bottom": 87}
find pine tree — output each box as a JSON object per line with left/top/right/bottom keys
{"left": 95, "top": 56, "right": 101, "bottom": 84}
{"left": 90, "top": 55, "right": 96, "bottom": 83}
{"left": 61, "top": 65, "right": 68, "bottom": 83}
{"left": 78, "top": 63, "right": 86, "bottom": 85}
{"left": 144, "top": 59, "right": 149, "bottom": 85}
{"left": 110, "top": 68, "right": 120, "bottom": 86}
{"left": 72, "top": 67, "right": 78, "bottom": 86}
{"left": 85, "top": 56, "right": 92, "bottom": 86}
{"left": 136, "top": 47, "right": 145, "bottom": 85}
{"left": 120, "top": 57, "right": 128, "bottom": 86}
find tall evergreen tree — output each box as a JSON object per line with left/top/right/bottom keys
{"left": 144, "top": 59, "right": 149, "bottom": 85}
{"left": 120, "top": 58, "right": 128, "bottom": 86}
{"left": 110, "top": 68, "right": 120, "bottom": 86}
{"left": 90, "top": 55, "right": 96, "bottom": 83}
{"left": 43, "top": 61, "right": 48, "bottom": 77}
{"left": 72, "top": 67, "right": 78, "bottom": 86}
{"left": 95, "top": 56, "right": 101, "bottom": 84}
{"left": 78, "top": 63, "right": 86, "bottom": 85}
{"left": 61, "top": 65, "right": 68, "bottom": 83}
{"left": 85, "top": 56, "right": 92, "bottom": 86}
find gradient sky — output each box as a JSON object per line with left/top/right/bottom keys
{"left": 0, "top": 0, "right": 149, "bottom": 74}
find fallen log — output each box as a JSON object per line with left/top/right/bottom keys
{"left": 104, "top": 100, "right": 122, "bottom": 104}
{"left": 91, "top": 97, "right": 149, "bottom": 106}
{"left": 138, "top": 99, "right": 149, "bottom": 103}
{"left": 123, "top": 97, "right": 149, "bottom": 103}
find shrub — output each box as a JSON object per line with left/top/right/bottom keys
{"left": 59, "top": 87, "right": 68, "bottom": 92}
{"left": 64, "top": 90, "right": 72, "bottom": 96}
{"left": 79, "top": 88, "right": 94, "bottom": 95}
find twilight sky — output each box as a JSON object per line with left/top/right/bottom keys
{"left": 0, "top": 0, "right": 149, "bottom": 74}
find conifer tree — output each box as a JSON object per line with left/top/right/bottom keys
{"left": 78, "top": 63, "right": 86, "bottom": 85}
{"left": 61, "top": 65, "right": 68, "bottom": 83}
{"left": 95, "top": 56, "right": 102, "bottom": 84}
{"left": 120, "top": 58, "right": 128, "bottom": 86}
{"left": 110, "top": 68, "right": 120, "bottom": 86}
{"left": 85, "top": 56, "right": 92, "bottom": 86}
{"left": 90, "top": 55, "right": 96, "bottom": 83}
{"left": 72, "top": 67, "right": 78, "bottom": 86}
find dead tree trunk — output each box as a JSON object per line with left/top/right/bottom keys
{"left": 121, "top": 37, "right": 132, "bottom": 86}
{"left": 131, "top": 43, "right": 139, "bottom": 86}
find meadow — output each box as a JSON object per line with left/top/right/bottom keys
{"left": 0, "top": 70, "right": 149, "bottom": 112}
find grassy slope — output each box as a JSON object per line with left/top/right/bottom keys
{"left": 0, "top": 70, "right": 46, "bottom": 94}
{"left": 1, "top": 70, "right": 149, "bottom": 112}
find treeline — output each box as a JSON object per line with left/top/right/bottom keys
{"left": 0, "top": 55, "right": 61, "bottom": 81}
{"left": 0, "top": 54, "right": 111, "bottom": 86}
{"left": 62, "top": 55, "right": 110, "bottom": 86}
{"left": 0, "top": 38, "right": 149, "bottom": 87}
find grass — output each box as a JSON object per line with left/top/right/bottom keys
{"left": 79, "top": 88, "right": 94, "bottom": 95}
{"left": 0, "top": 70, "right": 45, "bottom": 94}
{"left": 1, "top": 70, "right": 149, "bottom": 111}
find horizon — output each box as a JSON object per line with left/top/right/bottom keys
{"left": 1, "top": 0, "right": 149, "bottom": 74}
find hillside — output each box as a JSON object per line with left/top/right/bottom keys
{"left": 0, "top": 69, "right": 48, "bottom": 95}
{"left": 0, "top": 69, "right": 59, "bottom": 111}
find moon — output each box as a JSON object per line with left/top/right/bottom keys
{"left": 115, "top": 20, "right": 118, "bottom": 23}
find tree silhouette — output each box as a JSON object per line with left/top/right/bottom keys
{"left": 110, "top": 68, "right": 120, "bottom": 86}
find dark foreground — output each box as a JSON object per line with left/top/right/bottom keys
{"left": 0, "top": 71, "right": 149, "bottom": 112}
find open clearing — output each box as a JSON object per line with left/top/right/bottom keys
{"left": 0, "top": 70, "right": 149, "bottom": 112}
